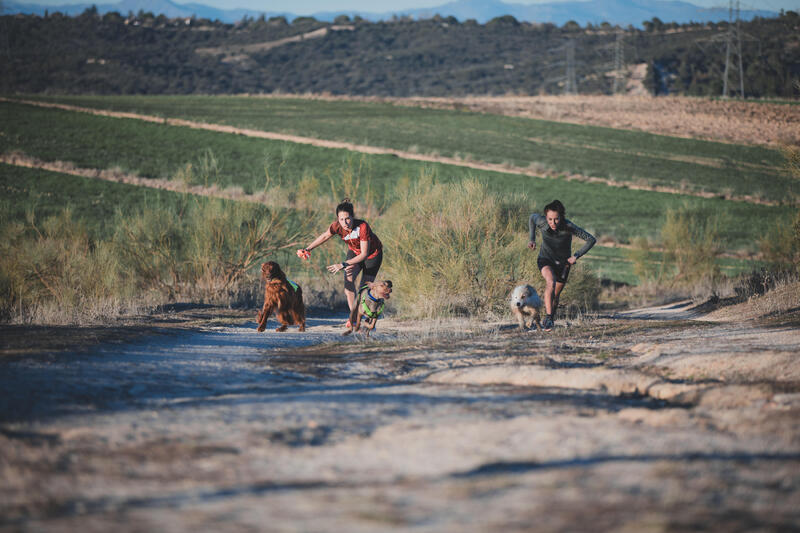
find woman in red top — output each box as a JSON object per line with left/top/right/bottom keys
{"left": 299, "top": 199, "right": 384, "bottom": 320}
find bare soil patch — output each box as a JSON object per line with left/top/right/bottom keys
{"left": 386, "top": 94, "right": 800, "bottom": 147}
{"left": 248, "top": 92, "right": 799, "bottom": 146}
{"left": 196, "top": 25, "right": 354, "bottom": 57}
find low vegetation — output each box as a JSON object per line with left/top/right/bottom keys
{"left": 0, "top": 182, "right": 317, "bottom": 323}
{"left": 759, "top": 144, "right": 800, "bottom": 275}
{"left": 0, "top": 94, "right": 793, "bottom": 324}
{"left": 12, "top": 96, "right": 792, "bottom": 205}
{"left": 1, "top": 100, "right": 794, "bottom": 251}
{"left": 380, "top": 175, "right": 601, "bottom": 318}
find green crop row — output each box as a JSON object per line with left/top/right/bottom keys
{"left": 1, "top": 100, "right": 794, "bottom": 253}
{"left": 18, "top": 94, "right": 792, "bottom": 204}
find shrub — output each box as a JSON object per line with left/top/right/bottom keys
{"left": 377, "top": 173, "right": 599, "bottom": 318}
{"left": 0, "top": 197, "right": 318, "bottom": 323}
{"left": 761, "top": 144, "right": 800, "bottom": 274}
{"left": 626, "top": 235, "right": 664, "bottom": 283}
{"left": 759, "top": 209, "right": 800, "bottom": 275}
{"left": 0, "top": 209, "right": 132, "bottom": 323}
{"left": 660, "top": 205, "right": 722, "bottom": 287}
{"left": 180, "top": 198, "right": 309, "bottom": 299}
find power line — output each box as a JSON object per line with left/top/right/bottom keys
{"left": 612, "top": 29, "right": 625, "bottom": 94}
{"left": 565, "top": 39, "right": 576, "bottom": 94}
{"left": 722, "top": 0, "right": 746, "bottom": 98}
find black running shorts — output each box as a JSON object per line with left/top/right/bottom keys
{"left": 346, "top": 249, "right": 383, "bottom": 278}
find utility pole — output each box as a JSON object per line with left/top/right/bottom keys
{"left": 612, "top": 29, "right": 625, "bottom": 94}
{"left": 565, "top": 39, "right": 577, "bottom": 94}
{"left": 722, "top": 0, "right": 745, "bottom": 98}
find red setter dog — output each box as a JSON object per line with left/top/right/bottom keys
{"left": 256, "top": 261, "right": 306, "bottom": 332}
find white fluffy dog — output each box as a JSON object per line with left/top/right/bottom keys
{"left": 510, "top": 284, "right": 542, "bottom": 331}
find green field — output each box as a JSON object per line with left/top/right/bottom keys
{"left": 17, "top": 94, "right": 792, "bottom": 204}
{"left": 0, "top": 163, "right": 191, "bottom": 240}
{"left": 0, "top": 100, "right": 793, "bottom": 253}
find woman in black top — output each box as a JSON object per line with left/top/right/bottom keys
{"left": 528, "top": 200, "right": 596, "bottom": 331}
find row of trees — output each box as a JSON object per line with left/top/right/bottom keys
{"left": 0, "top": 8, "right": 797, "bottom": 97}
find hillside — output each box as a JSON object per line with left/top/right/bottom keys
{"left": 0, "top": 9, "right": 798, "bottom": 97}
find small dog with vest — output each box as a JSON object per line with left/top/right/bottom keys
{"left": 256, "top": 261, "right": 306, "bottom": 332}
{"left": 510, "top": 284, "right": 542, "bottom": 331}
{"left": 343, "top": 280, "right": 392, "bottom": 337}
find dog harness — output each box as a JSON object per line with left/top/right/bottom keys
{"left": 360, "top": 289, "right": 384, "bottom": 320}
{"left": 288, "top": 280, "right": 299, "bottom": 292}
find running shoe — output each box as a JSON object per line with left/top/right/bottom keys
{"left": 543, "top": 315, "right": 554, "bottom": 332}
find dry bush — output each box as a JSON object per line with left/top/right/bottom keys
{"left": 626, "top": 236, "right": 664, "bottom": 283}
{"left": 324, "top": 154, "right": 384, "bottom": 220}
{"left": 174, "top": 148, "right": 227, "bottom": 189}
{"left": 623, "top": 205, "right": 724, "bottom": 302}
{"left": 378, "top": 173, "right": 599, "bottom": 318}
{"left": 660, "top": 206, "right": 722, "bottom": 287}
{"left": 110, "top": 198, "right": 312, "bottom": 302}
{"left": 760, "top": 144, "right": 800, "bottom": 274}
{"left": 759, "top": 210, "right": 800, "bottom": 276}
{"left": 0, "top": 209, "right": 135, "bottom": 323}
{"left": 0, "top": 198, "right": 318, "bottom": 323}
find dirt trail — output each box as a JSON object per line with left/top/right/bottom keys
{"left": 1, "top": 97, "right": 781, "bottom": 206}
{"left": 1, "top": 303, "right": 799, "bottom": 531}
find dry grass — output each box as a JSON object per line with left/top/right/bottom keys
{"left": 705, "top": 279, "right": 800, "bottom": 322}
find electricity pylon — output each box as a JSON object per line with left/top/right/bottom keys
{"left": 612, "top": 30, "right": 625, "bottom": 94}
{"left": 565, "top": 40, "right": 577, "bottom": 94}
{"left": 722, "top": 0, "right": 745, "bottom": 98}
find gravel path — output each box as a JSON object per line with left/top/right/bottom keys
{"left": 2, "top": 312, "right": 799, "bottom": 532}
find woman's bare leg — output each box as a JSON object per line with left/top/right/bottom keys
{"left": 541, "top": 266, "right": 556, "bottom": 316}
{"left": 343, "top": 264, "right": 359, "bottom": 312}
{"left": 553, "top": 281, "right": 566, "bottom": 318}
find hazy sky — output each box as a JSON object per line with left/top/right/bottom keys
{"left": 25, "top": 0, "right": 800, "bottom": 14}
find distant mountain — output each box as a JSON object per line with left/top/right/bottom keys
{"left": 2, "top": 0, "right": 781, "bottom": 26}
{"left": 3, "top": 0, "right": 290, "bottom": 20}
{"left": 392, "top": 0, "right": 779, "bottom": 27}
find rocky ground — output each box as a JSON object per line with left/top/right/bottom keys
{"left": 1, "top": 294, "right": 799, "bottom": 532}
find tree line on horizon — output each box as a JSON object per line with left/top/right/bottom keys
{"left": 0, "top": 7, "right": 797, "bottom": 98}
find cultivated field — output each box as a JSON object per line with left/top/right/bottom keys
{"left": 1, "top": 98, "right": 793, "bottom": 249}
{"left": 8, "top": 95, "right": 794, "bottom": 205}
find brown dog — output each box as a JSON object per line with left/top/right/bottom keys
{"left": 343, "top": 280, "right": 392, "bottom": 338}
{"left": 256, "top": 261, "right": 306, "bottom": 332}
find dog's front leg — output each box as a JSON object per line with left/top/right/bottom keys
{"left": 352, "top": 310, "right": 364, "bottom": 333}
{"left": 532, "top": 310, "right": 542, "bottom": 331}
{"left": 257, "top": 304, "right": 273, "bottom": 332}
{"left": 362, "top": 317, "right": 378, "bottom": 338}
{"left": 514, "top": 308, "right": 526, "bottom": 330}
